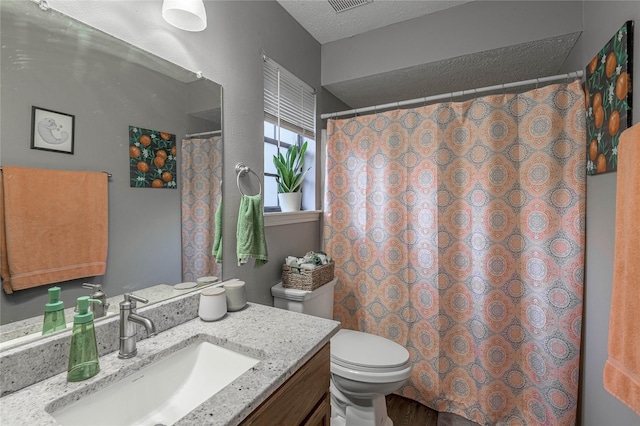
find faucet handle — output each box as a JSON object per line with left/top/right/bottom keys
{"left": 82, "top": 283, "right": 102, "bottom": 291}
{"left": 123, "top": 293, "right": 149, "bottom": 305}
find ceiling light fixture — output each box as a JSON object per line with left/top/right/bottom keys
{"left": 162, "top": 0, "right": 207, "bottom": 32}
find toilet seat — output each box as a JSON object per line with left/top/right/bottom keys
{"left": 330, "top": 329, "right": 411, "bottom": 383}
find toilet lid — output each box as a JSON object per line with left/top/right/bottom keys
{"left": 331, "top": 329, "right": 410, "bottom": 370}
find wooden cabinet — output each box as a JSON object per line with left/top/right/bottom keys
{"left": 241, "top": 343, "right": 331, "bottom": 426}
{"left": 302, "top": 391, "right": 330, "bottom": 426}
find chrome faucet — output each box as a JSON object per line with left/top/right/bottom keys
{"left": 82, "top": 283, "right": 109, "bottom": 318}
{"left": 118, "top": 293, "right": 157, "bottom": 359}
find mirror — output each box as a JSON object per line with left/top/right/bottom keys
{"left": 0, "top": 1, "right": 223, "bottom": 346}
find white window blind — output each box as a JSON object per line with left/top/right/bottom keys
{"left": 263, "top": 56, "right": 316, "bottom": 139}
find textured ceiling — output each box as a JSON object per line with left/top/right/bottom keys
{"left": 277, "top": 0, "right": 471, "bottom": 44}
{"left": 324, "top": 32, "right": 582, "bottom": 109}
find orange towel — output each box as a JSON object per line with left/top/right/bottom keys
{"left": 0, "top": 166, "right": 108, "bottom": 294}
{"left": 603, "top": 123, "right": 640, "bottom": 416}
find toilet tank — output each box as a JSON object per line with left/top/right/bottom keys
{"left": 271, "top": 278, "right": 337, "bottom": 319}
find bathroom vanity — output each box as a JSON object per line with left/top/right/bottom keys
{"left": 0, "top": 287, "right": 340, "bottom": 425}
{"left": 241, "top": 343, "right": 331, "bottom": 425}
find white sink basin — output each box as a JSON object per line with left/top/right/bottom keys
{"left": 51, "top": 341, "right": 260, "bottom": 426}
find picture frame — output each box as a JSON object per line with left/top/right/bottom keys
{"left": 585, "top": 21, "right": 634, "bottom": 175}
{"left": 128, "top": 125, "right": 177, "bottom": 188}
{"left": 30, "top": 106, "right": 75, "bottom": 154}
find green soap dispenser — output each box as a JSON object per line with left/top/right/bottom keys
{"left": 42, "top": 286, "right": 67, "bottom": 335}
{"left": 67, "top": 296, "right": 102, "bottom": 382}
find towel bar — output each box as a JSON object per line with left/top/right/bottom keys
{"left": 235, "top": 163, "right": 262, "bottom": 196}
{"left": 0, "top": 167, "right": 112, "bottom": 180}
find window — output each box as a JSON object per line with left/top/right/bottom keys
{"left": 263, "top": 55, "right": 316, "bottom": 212}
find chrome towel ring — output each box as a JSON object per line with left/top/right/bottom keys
{"left": 235, "top": 163, "right": 262, "bottom": 196}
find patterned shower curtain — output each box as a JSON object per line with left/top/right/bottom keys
{"left": 181, "top": 136, "right": 223, "bottom": 282}
{"left": 324, "top": 81, "right": 585, "bottom": 425}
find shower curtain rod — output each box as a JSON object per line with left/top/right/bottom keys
{"left": 184, "top": 130, "right": 221, "bottom": 138}
{"left": 321, "top": 70, "right": 584, "bottom": 120}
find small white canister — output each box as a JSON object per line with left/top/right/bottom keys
{"left": 198, "top": 287, "right": 227, "bottom": 321}
{"left": 223, "top": 280, "right": 247, "bottom": 311}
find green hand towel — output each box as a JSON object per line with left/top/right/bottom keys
{"left": 212, "top": 200, "right": 223, "bottom": 263}
{"left": 237, "top": 194, "right": 268, "bottom": 267}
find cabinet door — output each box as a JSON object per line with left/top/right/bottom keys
{"left": 302, "top": 392, "right": 330, "bottom": 426}
{"left": 241, "top": 343, "right": 330, "bottom": 425}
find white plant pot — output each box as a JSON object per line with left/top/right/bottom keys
{"left": 278, "top": 192, "right": 302, "bottom": 212}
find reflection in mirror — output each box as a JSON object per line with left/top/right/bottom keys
{"left": 0, "top": 1, "right": 223, "bottom": 346}
{"left": 0, "top": 281, "right": 219, "bottom": 352}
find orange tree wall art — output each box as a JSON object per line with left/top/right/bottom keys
{"left": 585, "top": 21, "right": 634, "bottom": 175}
{"left": 129, "top": 125, "right": 177, "bottom": 188}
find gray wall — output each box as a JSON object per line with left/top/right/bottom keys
{"left": 321, "top": 87, "right": 353, "bottom": 115}
{"left": 562, "top": 2, "right": 640, "bottom": 425}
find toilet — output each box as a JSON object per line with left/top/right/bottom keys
{"left": 272, "top": 279, "right": 411, "bottom": 426}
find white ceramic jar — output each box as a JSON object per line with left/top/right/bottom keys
{"left": 198, "top": 287, "right": 227, "bottom": 321}
{"left": 223, "top": 281, "right": 247, "bottom": 311}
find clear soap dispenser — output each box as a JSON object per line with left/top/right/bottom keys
{"left": 67, "top": 296, "right": 102, "bottom": 382}
{"left": 42, "top": 286, "right": 67, "bottom": 335}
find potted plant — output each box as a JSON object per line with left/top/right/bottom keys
{"left": 273, "top": 141, "right": 311, "bottom": 212}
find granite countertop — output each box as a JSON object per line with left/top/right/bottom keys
{"left": 0, "top": 302, "right": 340, "bottom": 425}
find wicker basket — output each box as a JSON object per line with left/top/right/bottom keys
{"left": 282, "top": 261, "right": 335, "bottom": 291}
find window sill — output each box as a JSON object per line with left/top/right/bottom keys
{"left": 264, "top": 210, "right": 322, "bottom": 227}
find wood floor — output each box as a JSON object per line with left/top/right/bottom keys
{"left": 386, "top": 395, "right": 481, "bottom": 426}
{"left": 386, "top": 394, "right": 438, "bottom": 426}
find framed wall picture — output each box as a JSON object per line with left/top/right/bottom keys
{"left": 30, "top": 106, "right": 75, "bottom": 154}
{"left": 585, "top": 20, "right": 634, "bottom": 175}
{"left": 129, "top": 125, "right": 177, "bottom": 188}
